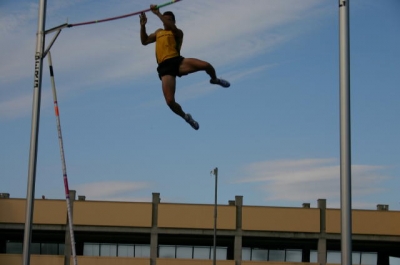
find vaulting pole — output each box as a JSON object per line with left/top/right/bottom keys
{"left": 339, "top": 0, "right": 352, "bottom": 264}
{"left": 48, "top": 51, "right": 78, "bottom": 265}
{"left": 68, "top": 0, "right": 182, "bottom": 28}
{"left": 23, "top": 0, "right": 47, "bottom": 264}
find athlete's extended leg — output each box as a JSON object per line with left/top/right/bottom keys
{"left": 161, "top": 75, "right": 199, "bottom": 130}
{"left": 161, "top": 75, "right": 185, "bottom": 118}
{"left": 179, "top": 58, "right": 230, "bottom": 88}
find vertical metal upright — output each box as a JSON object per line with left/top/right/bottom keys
{"left": 339, "top": 1, "right": 352, "bottom": 265}
{"left": 211, "top": 167, "right": 218, "bottom": 265}
{"left": 23, "top": 1, "right": 47, "bottom": 265}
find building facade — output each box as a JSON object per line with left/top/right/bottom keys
{"left": 0, "top": 192, "right": 399, "bottom": 265}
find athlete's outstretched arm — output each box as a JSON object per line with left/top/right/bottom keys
{"left": 150, "top": 5, "right": 182, "bottom": 38}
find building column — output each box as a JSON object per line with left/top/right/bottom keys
{"left": 150, "top": 193, "right": 160, "bottom": 265}
{"left": 317, "top": 199, "right": 327, "bottom": 265}
{"left": 234, "top": 196, "right": 243, "bottom": 265}
{"left": 64, "top": 190, "right": 76, "bottom": 265}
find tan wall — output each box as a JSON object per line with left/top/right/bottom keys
{"left": 157, "top": 258, "right": 234, "bottom": 265}
{"left": 0, "top": 254, "right": 63, "bottom": 265}
{"left": 242, "top": 261, "right": 318, "bottom": 265}
{"left": 0, "top": 255, "right": 150, "bottom": 265}
{"left": 0, "top": 254, "right": 21, "bottom": 265}
{"left": 0, "top": 199, "right": 66, "bottom": 224}
{"left": 0, "top": 256, "right": 318, "bottom": 265}
{"left": 31, "top": 254, "right": 64, "bottom": 265}
{"left": 0, "top": 199, "right": 26, "bottom": 223}
{"left": 34, "top": 200, "right": 67, "bottom": 224}
{"left": 0, "top": 255, "right": 315, "bottom": 265}
{"left": 158, "top": 204, "right": 236, "bottom": 229}
{"left": 326, "top": 209, "right": 400, "bottom": 235}
{"left": 242, "top": 206, "right": 320, "bottom": 233}
{"left": 73, "top": 201, "right": 152, "bottom": 227}
{"left": 3, "top": 198, "right": 400, "bottom": 237}
{"left": 75, "top": 256, "right": 150, "bottom": 265}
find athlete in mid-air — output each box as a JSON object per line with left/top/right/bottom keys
{"left": 139, "top": 5, "right": 230, "bottom": 130}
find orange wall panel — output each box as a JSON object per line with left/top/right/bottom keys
{"left": 353, "top": 210, "right": 400, "bottom": 235}
{"left": 326, "top": 209, "right": 400, "bottom": 235}
{"left": 242, "top": 261, "right": 318, "bottom": 265}
{"left": 0, "top": 254, "right": 21, "bottom": 265}
{"left": 157, "top": 258, "right": 234, "bottom": 265}
{"left": 158, "top": 204, "right": 236, "bottom": 229}
{"left": 73, "top": 201, "right": 152, "bottom": 227}
{"left": 0, "top": 199, "right": 67, "bottom": 224}
{"left": 0, "top": 199, "right": 26, "bottom": 223}
{"left": 242, "top": 206, "right": 320, "bottom": 233}
{"left": 31, "top": 254, "right": 64, "bottom": 265}
{"left": 33, "top": 200, "right": 67, "bottom": 224}
{"left": 75, "top": 256, "right": 150, "bottom": 265}
{"left": 0, "top": 254, "right": 64, "bottom": 265}
{"left": 326, "top": 209, "right": 340, "bottom": 233}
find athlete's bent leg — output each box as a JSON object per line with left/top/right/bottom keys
{"left": 179, "top": 58, "right": 230, "bottom": 87}
{"left": 179, "top": 58, "right": 217, "bottom": 79}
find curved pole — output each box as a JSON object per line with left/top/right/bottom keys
{"left": 68, "top": 0, "right": 182, "bottom": 28}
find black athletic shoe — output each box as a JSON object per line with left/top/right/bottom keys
{"left": 210, "top": 78, "right": 230, "bottom": 88}
{"left": 185, "top": 114, "right": 199, "bottom": 130}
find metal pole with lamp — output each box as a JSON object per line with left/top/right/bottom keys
{"left": 211, "top": 167, "right": 218, "bottom": 265}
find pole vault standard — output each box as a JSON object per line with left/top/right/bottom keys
{"left": 23, "top": 1, "right": 182, "bottom": 265}
{"left": 23, "top": 1, "right": 46, "bottom": 265}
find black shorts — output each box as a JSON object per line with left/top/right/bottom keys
{"left": 157, "top": 56, "right": 185, "bottom": 80}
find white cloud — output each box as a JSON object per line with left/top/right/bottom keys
{"left": 1, "top": 0, "right": 327, "bottom": 111}
{"left": 176, "top": 0, "right": 323, "bottom": 62}
{"left": 75, "top": 181, "right": 153, "bottom": 201}
{"left": 0, "top": 94, "right": 32, "bottom": 120}
{"left": 236, "top": 158, "right": 388, "bottom": 208}
{"left": 0, "top": 88, "right": 54, "bottom": 120}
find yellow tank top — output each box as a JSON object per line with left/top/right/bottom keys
{"left": 155, "top": 30, "right": 182, "bottom": 64}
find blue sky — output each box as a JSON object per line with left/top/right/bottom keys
{"left": 1, "top": 0, "right": 399, "bottom": 210}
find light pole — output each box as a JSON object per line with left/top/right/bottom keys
{"left": 211, "top": 167, "right": 218, "bottom": 265}
{"left": 339, "top": 0, "right": 352, "bottom": 264}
